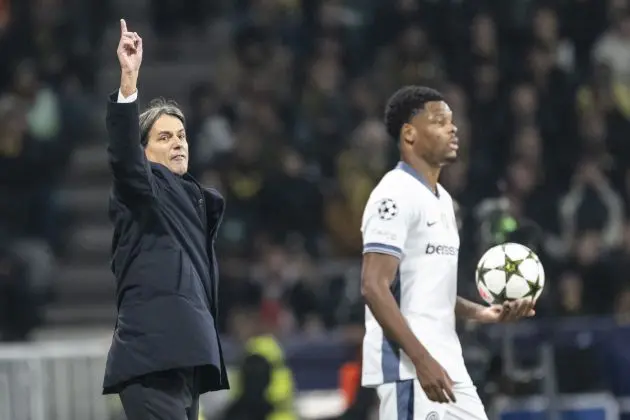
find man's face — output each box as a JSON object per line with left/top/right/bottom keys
{"left": 404, "top": 100, "right": 458, "bottom": 166}
{"left": 144, "top": 114, "right": 188, "bottom": 175}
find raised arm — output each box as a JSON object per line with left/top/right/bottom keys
{"left": 106, "top": 19, "right": 154, "bottom": 200}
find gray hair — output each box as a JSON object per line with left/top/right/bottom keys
{"left": 139, "top": 98, "right": 186, "bottom": 147}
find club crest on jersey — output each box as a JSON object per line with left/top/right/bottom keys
{"left": 377, "top": 198, "right": 398, "bottom": 220}
{"left": 426, "top": 411, "right": 439, "bottom": 420}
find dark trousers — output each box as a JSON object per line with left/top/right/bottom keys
{"left": 119, "top": 368, "right": 200, "bottom": 420}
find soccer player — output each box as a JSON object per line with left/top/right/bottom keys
{"left": 360, "top": 86, "right": 535, "bottom": 419}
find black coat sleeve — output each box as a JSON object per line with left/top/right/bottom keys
{"left": 106, "top": 91, "right": 155, "bottom": 201}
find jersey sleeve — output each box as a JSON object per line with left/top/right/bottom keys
{"left": 361, "top": 189, "right": 417, "bottom": 260}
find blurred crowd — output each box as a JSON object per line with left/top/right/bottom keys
{"left": 1, "top": 0, "right": 630, "bottom": 393}
{"left": 0, "top": 0, "right": 99, "bottom": 339}
{"left": 182, "top": 0, "right": 630, "bottom": 336}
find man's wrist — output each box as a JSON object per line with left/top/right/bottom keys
{"left": 471, "top": 303, "right": 486, "bottom": 321}
{"left": 456, "top": 296, "right": 485, "bottom": 321}
{"left": 120, "top": 71, "right": 139, "bottom": 98}
{"left": 119, "top": 87, "right": 137, "bottom": 99}
{"left": 121, "top": 69, "right": 139, "bottom": 78}
{"left": 120, "top": 85, "right": 137, "bottom": 98}
{"left": 408, "top": 343, "right": 430, "bottom": 366}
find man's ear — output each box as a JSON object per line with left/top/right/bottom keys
{"left": 401, "top": 123, "right": 415, "bottom": 146}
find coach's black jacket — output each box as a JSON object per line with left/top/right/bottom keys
{"left": 102, "top": 91, "right": 229, "bottom": 395}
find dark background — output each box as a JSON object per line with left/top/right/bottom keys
{"left": 0, "top": 0, "right": 629, "bottom": 419}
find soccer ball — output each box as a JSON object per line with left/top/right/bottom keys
{"left": 475, "top": 242, "right": 545, "bottom": 304}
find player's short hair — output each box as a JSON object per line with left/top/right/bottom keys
{"left": 139, "top": 98, "right": 186, "bottom": 147}
{"left": 384, "top": 86, "right": 444, "bottom": 141}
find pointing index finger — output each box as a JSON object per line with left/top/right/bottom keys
{"left": 120, "top": 19, "right": 127, "bottom": 34}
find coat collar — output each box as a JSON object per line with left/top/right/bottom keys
{"left": 149, "top": 162, "right": 225, "bottom": 216}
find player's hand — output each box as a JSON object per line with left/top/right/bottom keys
{"left": 117, "top": 19, "right": 143, "bottom": 74}
{"left": 414, "top": 353, "right": 456, "bottom": 404}
{"left": 478, "top": 298, "right": 536, "bottom": 323}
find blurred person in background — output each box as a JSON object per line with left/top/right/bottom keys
{"left": 296, "top": 44, "right": 349, "bottom": 178}
{"left": 555, "top": 271, "right": 586, "bottom": 317}
{"left": 248, "top": 242, "right": 321, "bottom": 335}
{"left": 557, "top": 160, "right": 625, "bottom": 313}
{"left": 336, "top": 344, "right": 377, "bottom": 420}
{"left": 0, "top": 85, "right": 57, "bottom": 341}
{"left": 558, "top": 160, "right": 624, "bottom": 250}
{"left": 223, "top": 350, "right": 273, "bottom": 420}
{"left": 9, "top": 59, "right": 73, "bottom": 249}
{"left": 102, "top": 20, "right": 228, "bottom": 419}
{"left": 474, "top": 158, "right": 545, "bottom": 253}
{"left": 531, "top": 7, "right": 575, "bottom": 74}
{"left": 259, "top": 148, "right": 323, "bottom": 255}
{"left": 150, "top": 0, "right": 215, "bottom": 57}
{"left": 0, "top": 241, "right": 39, "bottom": 341}
{"left": 214, "top": 131, "right": 267, "bottom": 259}
{"left": 372, "top": 24, "right": 446, "bottom": 95}
{"left": 325, "top": 118, "right": 390, "bottom": 257}
{"left": 187, "top": 82, "right": 236, "bottom": 177}
{"left": 226, "top": 289, "right": 297, "bottom": 420}
{"left": 593, "top": 8, "right": 630, "bottom": 84}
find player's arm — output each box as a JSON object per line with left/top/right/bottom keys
{"left": 454, "top": 296, "right": 486, "bottom": 321}
{"left": 455, "top": 296, "right": 535, "bottom": 323}
{"left": 106, "top": 19, "right": 155, "bottom": 200}
{"left": 361, "top": 194, "right": 455, "bottom": 403}
{"left": 361, "top": 253, "right": 432, "bottom": 364}
{"left": 361, "top": 195, "right": 431, "bottom": 362}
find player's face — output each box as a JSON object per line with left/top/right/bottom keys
{"left": 409, "top": 101, "right": 458, "bottom": 166}
{"left": 145, "top": 114, "right": 189, "bottom": 175}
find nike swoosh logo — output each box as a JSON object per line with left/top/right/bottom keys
{"left": 427, "top": 221, "right": 438, "bottom": 227}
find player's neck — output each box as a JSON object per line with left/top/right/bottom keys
{"left": 399, "top": 156, "right": 440, "bottom": 193}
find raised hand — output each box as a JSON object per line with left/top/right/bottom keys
{"left": 117, "top": 19, "right": 143, "bottom": 74}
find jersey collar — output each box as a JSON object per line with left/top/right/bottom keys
{"left": 396, "top": 161, "right": 439, "bottom": 198}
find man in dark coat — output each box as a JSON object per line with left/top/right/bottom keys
{"left": 102, "top": 19, "right": 228, "bottom": 419}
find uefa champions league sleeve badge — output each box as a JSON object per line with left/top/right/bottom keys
{"left": 377, "top": 198, "right": 398, "bottom": 221}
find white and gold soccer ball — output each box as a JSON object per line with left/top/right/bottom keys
{"left": 475, "top": 242, "right": 545, "bottom": 304}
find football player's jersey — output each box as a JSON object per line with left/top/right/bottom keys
{"left": 361, "top": 161, "right": 472, "bottom": 387}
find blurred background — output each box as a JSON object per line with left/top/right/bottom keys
{"left": 0, "top": 0, "right": 630, "bottom": 419}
